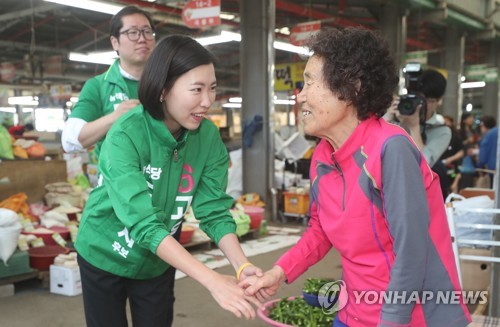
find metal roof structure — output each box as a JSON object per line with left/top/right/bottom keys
{"left": 0, "top": 0, "right": 498, "bottom": 100}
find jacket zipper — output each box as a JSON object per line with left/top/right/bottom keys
{"left": 331, "top": 153, "right": 346, "bottom": 211}
{"left": 173, "top": 148, "right": 178, "bottom": 162}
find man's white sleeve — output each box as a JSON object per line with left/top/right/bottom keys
{"left": 61, "top": 117, "right": 87, "bottom": 152}
{"left": 421, "top": 125, "right": 451, "bottom": 167}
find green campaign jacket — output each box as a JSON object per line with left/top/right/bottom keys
{"left": 75, "top": 106, "right": 236, "bottom": 279}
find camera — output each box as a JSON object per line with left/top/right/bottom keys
{"left": 398, "top": 62, "right": 427, "bottom": 122}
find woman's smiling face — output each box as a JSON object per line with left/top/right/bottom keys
{"left": 297, "top": 55, "right": 355, "bottom": 140}
{"left": 163, "top": 63, "right": 217, "bottom": 133}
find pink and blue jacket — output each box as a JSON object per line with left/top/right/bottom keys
{"left": 276, "top": 117, "right": 471, "bottom": 326}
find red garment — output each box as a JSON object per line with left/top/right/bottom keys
{"left": 8, "top": 125, "right": 24, "bottom": 136}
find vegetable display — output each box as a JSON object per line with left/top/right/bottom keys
{"left": 267, "top": 297, "right": 335, "bottom": 327}
{"left": 302, "top": 278, "right": 336, "bottom": 295}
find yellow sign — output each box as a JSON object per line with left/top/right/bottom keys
{"left": 275, "top": 62, "right": 306, "bottom": 91}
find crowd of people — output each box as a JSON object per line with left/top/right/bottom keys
{"left": 58, "top": 5, "right": 498, "bottom": 327}
{"left": 444, "top": 113, "right": 498, "bottom": 193}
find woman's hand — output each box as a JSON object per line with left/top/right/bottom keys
{"left": 239, "top": 266, "right": 285, "bottom": 301}
{"left": 207, "top": 274, "right": 264, "bottom": 319}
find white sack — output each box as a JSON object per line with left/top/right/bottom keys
{"left": 0, "top": 221, "right": 22, "bottom": 265}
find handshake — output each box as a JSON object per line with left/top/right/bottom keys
{"left": 212, "top": 263, "right": 287, "bottom": 320}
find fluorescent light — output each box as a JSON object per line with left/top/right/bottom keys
{"left": 220, "top": 13, "right": 236, "bottom": 20}
{"left": 274, "top": 99, "right": 296, "bottom": 105}
{"left": 69, "top": 51, "right": 117, "bottom": 66}
{"left": 225, "top": 97, "right": 295, "bottom": 106}
{"left": 461, "top": 81, "right": 486, "bottom": 89}
{"left": 196, "top": 31, "right": 241, "bottom": 46}
{"left": 196, "top": 31, "right": 310, "bottom": 55}
{"left": 228, "top": 97, "right": 242, "bottom": 103}
{"left": 274, "top": 41, "right": 311, "bottom": 56}
{"left": 222, "top": 103, "right": 242, "bottom": 108}
{"left": 275, "top": 27, "right": 291, "bottom": 35}
{"left": 8, "top": 96, "right": 39, "bottom": 106}
{"left": 44, "top": 0, "right": 124, "bottom": 15}
{"left": 0, "top": 107, "right": 16, "bottom": 113}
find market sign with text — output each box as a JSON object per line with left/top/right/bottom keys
{"left": 404, "top": 51, "right": 428, "bottom": 64}
{"left": 275, "top": 62, "right": 306, "bottom": 91}
{"left": 50, "top": 84, "right": 72, "bottom": 100}
{"left": 182, "top": 0, "right": 221, "bottom": 29}
{"left": 465, "top": 64, "right": 498, "bottom": 82}
{"left": 290, "top": 21, "right": 321, "bottom": 46}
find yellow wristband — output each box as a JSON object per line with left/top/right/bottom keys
{"left": 236, "top": 262, "right": 254, "bottom": 281}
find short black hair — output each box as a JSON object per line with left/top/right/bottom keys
{"left": 24, "top": 123, "right": 34, "bottom": 131}
{"left": 481, "top": 115, "right": 497, "bottom": 129}
{"left": 110, "top": 6, "right": 154, "bottom": 38}
{"left": 306, "top": 27, "right": 399, "bottom": 120}
{"left": 138, "top": 35, "right": 217, "bottom": 120}
{"left": 419, "top": 69, "right": 447, "bottom": 99}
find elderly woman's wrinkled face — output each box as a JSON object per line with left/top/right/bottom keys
{"left": 297, "top": 55, "right": 353, "bottom": 139}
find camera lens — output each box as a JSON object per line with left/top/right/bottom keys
{"left": 398, "top": 97, "right": 415, "bottom": 115}
{"left": 402, "top": 102, "right": 412, "bottom": 110}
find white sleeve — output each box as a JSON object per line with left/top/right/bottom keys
{"left": 421, "top": 125, "right": 451, "bottom": 167}
{"left": 61, "top": 118, "right": 87, "bottom": 153}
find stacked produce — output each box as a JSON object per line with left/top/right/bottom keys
{"left": 0, "top": 125, "right": 46, "bottom": 159}
{"left": 12, "top": 138, "right": 46, "bottom": 159}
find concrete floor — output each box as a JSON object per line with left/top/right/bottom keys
{"left": 0, "top": 224, "right": 342, "bottom": 327}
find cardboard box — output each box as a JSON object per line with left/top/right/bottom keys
{"left": 459, "top": 248, "right": 492, "bottom": 292}
{"left": 50, "top": 265, "right": 82, "bottom": 296}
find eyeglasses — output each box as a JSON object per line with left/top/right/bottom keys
{"left": 119, "top": 28, "right": 155, "bottom": 41}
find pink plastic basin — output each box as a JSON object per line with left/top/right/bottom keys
{"left": 243, "top": 206, "right": 264, "bottom": 229}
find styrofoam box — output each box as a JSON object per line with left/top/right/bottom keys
{"left": 50, "top": 265, "right": 82, "bottom": 296}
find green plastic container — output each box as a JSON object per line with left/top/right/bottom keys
{"left": 0, "top": 250, "right": 34, "bottom": 279}
{"left": 231, "top": 210, "right": 251, "bottom": 236}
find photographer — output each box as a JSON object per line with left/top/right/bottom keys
{"left": 384, "top": 68, "right": 451, "bottom": 198}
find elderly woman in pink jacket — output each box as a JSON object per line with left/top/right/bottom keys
{"left": 242, "top": 27, "right": 470, "bottom": 327}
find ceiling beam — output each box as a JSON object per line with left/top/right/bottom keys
{"left": 0, "top": 3, "right": 58, "bottom": 23}
{"left": 7, "top": 15, "right": 55, "bottom": 42}
{"left": 0, "top": 40, "right": 68, "bottom": 57}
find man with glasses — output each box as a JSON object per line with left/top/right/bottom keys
{"left": 62, "top": 6, "right": 156, "bottom": 160}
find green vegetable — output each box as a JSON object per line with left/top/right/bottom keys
{"left": 267, "top": 297, "right": 335, "bottom": 327}
{"left": 302, "top": 278, "right": 337, "bottom": 296}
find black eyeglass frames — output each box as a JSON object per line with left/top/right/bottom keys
{"left": 119, "top": 28, "right": 155, "bottom": 41}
